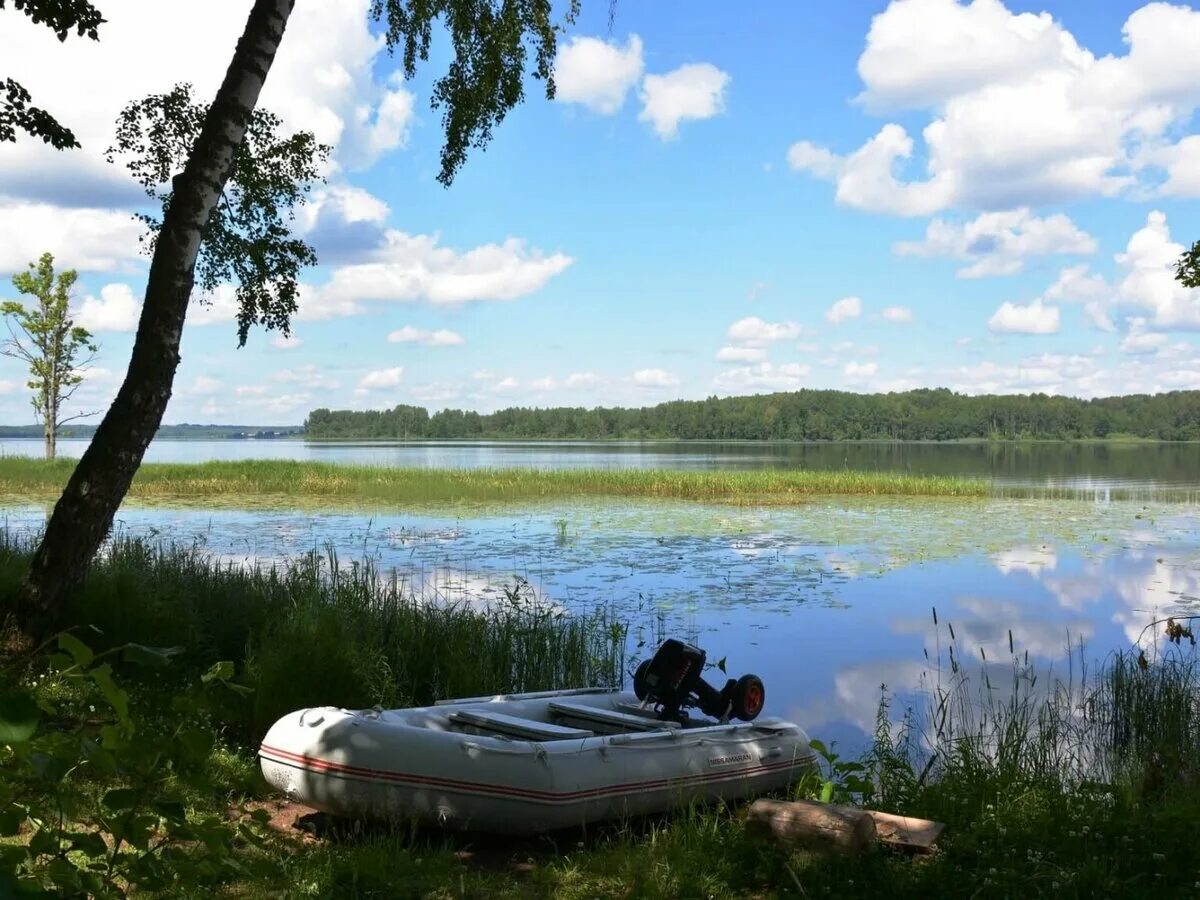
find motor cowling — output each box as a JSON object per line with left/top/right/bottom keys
{"left": 633, "top": 638, "right": 766, "bottom": 723}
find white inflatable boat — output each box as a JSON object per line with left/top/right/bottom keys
{"left": 259, "top": 686, "right": 814, "bottom": 834}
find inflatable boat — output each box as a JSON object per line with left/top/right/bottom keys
{"left": 259, "top": 639, "right": 814, "bottom": 833}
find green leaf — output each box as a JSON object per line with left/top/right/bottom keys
{"left": 28, "top": 826, "right": 61, "bottom": 857}
{"left": 122, "top": 643, "right": 182, "bottom": 669}
{"left": 154, "top": 800, "right": 187, "bottom": 823}
{"left": 89, "top": 664, "right": 129, "bottom": 723}
{"left": 0, "top": 689, "right": 40, "bottom": 744}
{"left": 69, "top": 832, "right": 108, "bottom": 858}
{"left": 177, "top": 727, "right": 214, "bottom": 762}
{"left": 0, "top": 805, "right": 24, "bottom": 836}
{"left": 57, "top": 632, "right": 94, "bottom": 668}
{"left": 716, "top": 656, "right": 727, "bottom": 674}
{"left": 819, "top": 781, "right": 834, "bottom": 804}
{"left": 201, "top": 660, "right": 235, "bottom": 684}
{"left": 102, "top": 788, "right": 138, "bottom": 812}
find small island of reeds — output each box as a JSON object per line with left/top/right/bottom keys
{"left": 0, "top": 457, "right": 991, "bottom": 505}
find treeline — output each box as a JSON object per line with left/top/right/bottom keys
{"left": 0, "top": 424, "right": 303, "bottom": 440}
{"left": 304, "top": 389, "right": 1200, "bottom": 441}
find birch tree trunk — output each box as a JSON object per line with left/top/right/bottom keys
{"left": 11, "top": 0, "right": 296, "bottom": 636}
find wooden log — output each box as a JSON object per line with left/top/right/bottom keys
{"left": 866, "top": 810, "right": 945, "bottom": 852}
{"left": 746, "top": 799, "right": 876, "bottom": 855}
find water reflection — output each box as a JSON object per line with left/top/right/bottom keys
{"left": 2, "top": 496, "right": 1198, "bottom": 754}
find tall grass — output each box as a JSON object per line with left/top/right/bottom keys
{"left": 0, "top": 532, "right": 625, "bottom": 738}
{"left": 0, "top": 456, "right": 991, "bottom": 504}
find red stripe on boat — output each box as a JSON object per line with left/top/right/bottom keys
{"left": 259, "top": 743, "right": 810, "bottom": 804}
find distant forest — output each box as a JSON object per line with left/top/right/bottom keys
{"left": 0, "top": 424, "right": 303, "bottom": 440}
{"left": 304, "top": 389, "right": 1200, "bottom": 441}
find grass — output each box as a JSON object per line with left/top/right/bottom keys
{"left": 0, "top": 456, "right": 993, "bottom": 505}
{"left": 0, "top": 533, "right": 625, "bottom": 740}
{"left": 4, "top": 538, "right": 1200, "bottom": 897}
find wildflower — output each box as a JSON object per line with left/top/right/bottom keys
{"left": 1081, "top": 825, "right": 1090, "bottom": 834}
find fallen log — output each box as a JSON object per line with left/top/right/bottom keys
{"left": 747, "top": 799, "right": 945, "bottom": 854}
{"left": 746, "top": 799, "right": 876, "bottom": 855}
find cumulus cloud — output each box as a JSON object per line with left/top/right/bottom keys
{"left": 727, "top": 316, "right": 802, "bottom": 346}
{"left": 271, "top": 334, "right": 303, "bottom": 350}
{"left": 950, "top": 352, "right": 1101, "bottom": 395}
{"left": 988, "top": 297, "right": 1060, "bottom": 334}
{"left": 716, "top": 346, "right": 768, "bottom": 363}
{"left": 0, "top": 205, "right": 144, "bottom": 274}
{"left": 1044, "top": 264, "right": 1114, "bottom": 331}
{"left": 894, "top": 208, "right": 1096, "bottom": 277}
{"left": 0, "top": 0, "right": 417, "bottom": 207}
{"left": 1114, "top": 210, "right": 1200, "bottom": 330}
{"left": 358, "top": 367, "right": 404, "bottom": 390}
{"left": 881, "top": 305, "right": 914, "bottom": 323}
{"left": 387, "top": 326, "right": 465, "bottom": 346}
{"left": 293, "top": 184, "right": 391, "bottom": 264}
{"left": 273, "top": 365, "right": 340, "bottom": 390}
{"left": 319, "top": 233, "right": 573, "bottom": 308}
{"left": 631, "top": 368, "right": 680, "bottom": 388}
{"left": 826, "top": 296, "right": 863, "bottom": 324}
{"left": 843, "top": 361, "right": 879, "bottom": 381}
{"left": 713, "top": 362, "right": 810, "bottom": 392}
{"left": 638, "top": 63, "right": 730, "bottom": 139}
{"left": 74, "top": 284, "right": 140, "bottom": 332}
{"left": 564, "top": 372, "right": 602, "bottom": 390}
{"left": 554, "top": 35, "right": 644, "bottom": 114}
{"left": 1120, "top": 317, "right": 1169, "bottom": 355}
{"left": 789, "top": 1, "right": 1200, "bottom": 214}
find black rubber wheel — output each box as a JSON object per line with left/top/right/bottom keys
{"left": 633, "top": 659, "right": 653, "bottom": 701}
{"left": 731, "top": 674, "right": 765, "bottom": 721}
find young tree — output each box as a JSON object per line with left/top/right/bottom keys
{"left": 0, "top": 0, "right": 104, "bottom": 148}
{"left": 10, "top": 0, "right": 578, "bottom": 637}
{"left": 1, "top": 253, "right": 97, "bottom": 460}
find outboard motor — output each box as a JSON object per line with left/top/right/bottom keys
{"left": 632, "top": 638, "right": 765, "bottom": 723}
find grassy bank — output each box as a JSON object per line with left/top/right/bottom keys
{"left": 0, "top": 457, "right": 991, "bottom": 504}
{"left": 4, "top": 538, "right": 1200, "bottom": 896}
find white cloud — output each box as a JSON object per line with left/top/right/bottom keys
{"left": 726, "top": 316, "right": 801, "bottom": 346}
{"left": 236, "top": 385, "right": 269, "bottom": 397}
{"left": 564, "top": 372, "right": 602, "bottom": 390}
{"left": 491, "top": 376, "right": 520, "bottom": 394}
{"left": 638, "top": 63, "right": 730, "bottom": 140}
{"left": 1114, "top": 210, "right": 1200, "bottom": 330}
{"left": 950, "top": 352, "right": 1100, "bottom": 395}
{"left": 790, "top": 1, "right": 1200, "bottom": 214}
{"left": 273, "top": 365, "right": 340, "bottom": 390}
{"left": 881, "top": 305, "right": 914, "bottom": 323}
{"left": 529, "top": 376, "right": 557, "bottom": 391}
{"left": 0, "top": 205, "right": 144, "bottom": 274}
{"left": 1044, "top": 263, "right": 1114, "bottom": 331}
{"left": 554, "top": 35, "right": 644, "bottom": 114}
{"left": 358, "top": 367, "right": 404, "bottom": 390}
{"left": 386, "top": 326, "right": 465, "bottom": 346}
{"left": 271, "top": 334, "right": 303, "bottom": 350}
{"left": 716, "top": 346, "right": 768, "bottom": 363}
{"left": 1120, "top": 317, "right": 1169, "bottom": 355}
{"left": 185, "top": 375, "right": 223, "bottom": 396}
{"left": 631, "top": 368, "right": 680, "bottom": 388}
{"left": 988, "top": 297, "right": 1060, "bottom": 334}
{"left": 74, "top": 283, "right": 140, "bottom": 332}
{"left": 713, "top": 362, "right": 810, "bottom": 392}
{"left": 894, "top": 208, "right": 1096, "bottom": 277}
{"left": 826, "top": 296, "right": 863, "bottom": 324}
{"left": 786, "top": 141, "right": 841, "bottom": 179}
{"left": 293, "top": 183, "right": 391, "bottom": 264}
{"left": 843, "top": 361, "right": 879, "bottom": 381}
{"left": 319, "top": 233, "right": 573, "bottom": 308}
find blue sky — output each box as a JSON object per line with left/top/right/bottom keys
{"left": 2, "top": 0, "right": 1199, "bottom": 424}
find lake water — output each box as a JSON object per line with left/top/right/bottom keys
{"left": 3, "top": 437, "right": 1200, "bottom": 500}
{"left": 4, "top": 494, "right": 1198, "bottom": 753}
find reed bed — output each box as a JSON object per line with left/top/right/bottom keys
{"left": 0, "top": 532, "right": 625, "bottom": 739}
{"left": 0, "top": 456, "right": 991, "bottom": 504}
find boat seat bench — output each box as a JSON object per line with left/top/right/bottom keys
{"left": 448, "top": 710, "right": 593, "bottom": 741}
{"left": 549, "top": 701, "right": 680, "bottom": 732}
